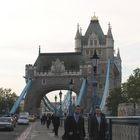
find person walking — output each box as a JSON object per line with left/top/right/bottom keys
{"left": 40, "top": 113, "right": 46, "bottom": 125}
{"left": 46, "top": 113, "right": 51, "bottom": 128}
{"left": 62, "top": 105, "right": 85, "bottom": 140}
{"left": 89, "top": 106, "right": 107, "bottom": 140}
{"left": 53, "top": 113, "right": 60, "bottom": 136}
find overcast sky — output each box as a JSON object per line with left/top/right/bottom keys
{"left": 0, "top": 0, "right": 140, "bottom": 100}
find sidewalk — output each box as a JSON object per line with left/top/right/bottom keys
{"left": 26, "top": 120, "right": 64, "bottom": 140}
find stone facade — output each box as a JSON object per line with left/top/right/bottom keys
{"left": 118, "top": 103, "right": 140, "bottom": 116}
{"left": 24, "top": 15, "right": 122, "bottom": 114}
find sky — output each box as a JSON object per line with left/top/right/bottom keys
{"left": 0, "top": 0, "right": 140, "bottom": 100}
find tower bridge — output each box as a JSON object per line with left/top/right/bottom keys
{"left": 10, "top": 15, "right": 121, "bottom": 115}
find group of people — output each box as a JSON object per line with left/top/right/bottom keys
{"left": 62, "top": 105, "right": 107, "bottom": 140}
{"left": 40, "top": 105, "right": 107, "bottom": 140}
{"left": 40, "top": 112, "right": 60, "bottom": 136}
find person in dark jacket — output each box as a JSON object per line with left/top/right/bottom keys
{"left": 41, "top": 113, "right": 46, "bottom": 125}
{"left": 89, "top": 106, "right": 107, "bottom": 140}
{"left": 53, "top": 113, "right": 60, "bottom": 136}
{"left": 46, "top": 113, "right": 51, "bottom": 128}
{"left": 63, "top": 105, "right": 85, "bottom": 140}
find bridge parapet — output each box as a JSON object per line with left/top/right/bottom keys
{"left": 34, "top": 70, "right": 82, "bottom": 76}
{"left": 25, "top": 64, "right": 93, "bottom": 77}
{"left": 107, "top": 116, "right": 140, "bottom": 140}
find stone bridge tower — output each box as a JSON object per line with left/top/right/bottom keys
{"left": 24, "top": 15, "right": 121, "bottom": 114}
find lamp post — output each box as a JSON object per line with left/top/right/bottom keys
{"left": 54, "top": 95, "right": 57, "bottom": 113}
{"left": 59, "top": 90, "right": 63, "bottom": 126}
{"left": 59, "top": 90, "right": 62, "bottom": 115}
{"left": 69, "top": 78, "right": 74, "bottom": 116}
{"left": 91, "top": 50, "right": 99, "bottom": 114}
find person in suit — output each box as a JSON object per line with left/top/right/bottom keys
{"left": 63, "top": 105, "right": 85, "bottom": 140}
{"left": 89, "top": 106, "right": 107, "bottom": 140}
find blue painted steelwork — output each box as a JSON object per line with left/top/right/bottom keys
{"left": 100, "top": 59, "right": 111, "bottom": 111}
{"left": 61, "top": 90, "right": 70, "bottom": 113}
{"left": 43, "top": 91, "right": 71, "bottom": 114}
{"left": 90, "top": 79, "right": 98, "bottom": 114}
{"left": 10, "top": 80, "right": 32, "bottom": 114}
{"left": 43, "top": 96, "right": 55, "bottom": 111}
{"left": 76, "top": 78, "right": 87, "bottom": 106}
{"left": 43, "top": 96, "right": 55, "bottom": 112}
{"left": 57, "top": 91, "right": 70, "bottom": 111}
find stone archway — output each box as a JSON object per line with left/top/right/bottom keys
{"left": 24, "top": 76, "right": 88, "bottom": 114}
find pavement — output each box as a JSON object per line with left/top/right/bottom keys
{"left": 17, "top": 120, "right": 64, "bottom": 140}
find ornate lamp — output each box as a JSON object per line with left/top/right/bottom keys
{"left": 90, "top": 50, "right": 99, "bottom": 114}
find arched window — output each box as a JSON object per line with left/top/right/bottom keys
{"left": 94, "top": 39, "right": 97, "bottom": 46}
{"left": 90, "top": 39, "right": 93, "bottom": 45}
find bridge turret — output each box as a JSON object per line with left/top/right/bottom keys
{"left": 75, "top": 23, "right": 82, "bottom": 52}
{"left": 25, "top": 64, "right": 36, "bottom": 83}
{"left": 106, "top": 22, "right": 114, "bottom": 47}
{"left": 105, "top": 23, "right": 114, "bottom": 60}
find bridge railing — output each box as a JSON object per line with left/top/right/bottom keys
{"left": 56, "top": 116, "right": 140, "bottom": 140}
{"left": 106, "top": 116, "right": 140, "bottom": 140}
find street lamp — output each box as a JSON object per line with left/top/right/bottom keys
{"left": 91, "top": 50, "right": 99, "bottom": 114}
{"left": 54, "top": 95, "right": 57, "bottom": 113}
{"left": 59, "top": 90, "right": 63, "bottom": 126}
{"left": 69, "top": 78, "right": 74, "bottom": 116}
{"left": 59, "top": 90, "right": 62, "bottom": 115}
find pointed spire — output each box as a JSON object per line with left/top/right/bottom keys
{"left": 91, "top": 12, "right": 98, "bottom": 21}
{"left": 80, "top": 27, "right": 82, "bottom": 35}
{"left": 117, "top": 48, "right": 121, "bottom": 59}
{"left": 75, "top": 23, "right": 81, "bottom": 39}
{"left": 77, "top": 23, "right": 79, "bottom": 30}
{"left": 39, "top": 45, "right": 41, "bottom": 54}
{"left": 107, "top": 22, "right": 113, "bottom": 39}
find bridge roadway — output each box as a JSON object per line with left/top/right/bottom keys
{"left": 2, "top": 116, "right": 139, "bottom": 140}
{"left": 17, "top": 119, "right": 89, "bottom": 140}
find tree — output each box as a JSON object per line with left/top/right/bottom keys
{"left": 106, "top": 68, "right": 140, "bottom": 116}
{"left": 125, "top": 68, "right": 140, "bottom": 103}
{"left": 106, "top": 87, "right": 127, "bottom": 116}
{"left": 0, "top": 88, "right": 17, "bottom": 114}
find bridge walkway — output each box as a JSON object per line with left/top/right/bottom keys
{"left": 17, "top": 118, "right": 89, "bottom": 140}
{"left": 26, "top": 120, "right": 64, "bottom": 140}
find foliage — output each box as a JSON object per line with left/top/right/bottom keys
{"left": 0, "top": 88, "right": 17, "bottom": 114}
{"left": 125, "top": 68, "right": 140, "bottom": 103}
{"left": 106, "top": 68, "right": 140, "bottom": 116}
{"left": 106, "top": 87, "right": 127, "bottom": 116}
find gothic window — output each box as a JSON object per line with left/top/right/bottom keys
{"left": 94, "top": 40, "right": 97, "bottom": 46}
{"left": 90, "top": 39, "right": 93, "bottom": 46}
{"left": 86, "top": 50, "right": 89, "bottom": 55}
{"left": 90, "top": 50, "right": 93, "bottom": 55}
{"left": 98, "top": 49, "right": 101, "bottom": 55}
{"left": 42, "top": 79, "right": 46, "bottom": 85}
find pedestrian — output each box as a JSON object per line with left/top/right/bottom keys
{"left": 51, "top": 113, "right": 55, "bottom": 132}
{"left": 41, "top": 113, "right": 46, "bottom": 125}
{"left": 62, "top": 105, "right": 85, "bottom": 140}
{"left": 53, "top": 113, "right": 60, "bottom": 136}
{"left": 89, "top": 106, "right": 107, "bottom": 140}
{"left": 46, "top": 113, "right": 51, "bottom": 128}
